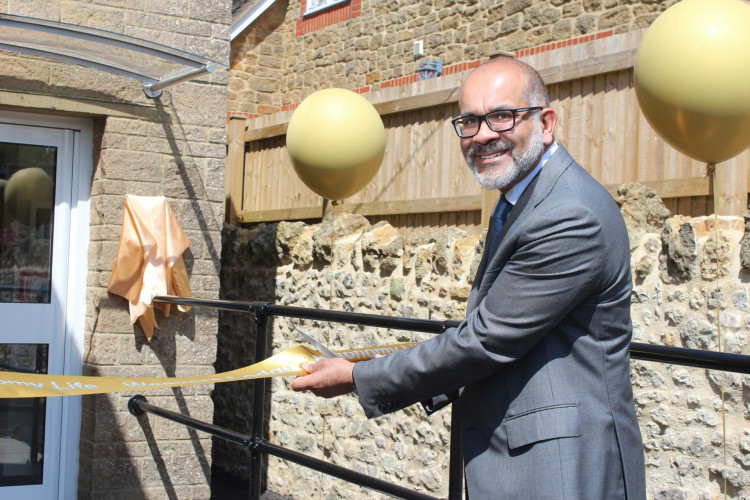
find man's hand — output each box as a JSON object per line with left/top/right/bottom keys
{"left": 291, "top": 357, "right": 356, "bottom": 398}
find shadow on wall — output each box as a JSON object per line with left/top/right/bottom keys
{"left": 81, "top": 293, "right": 212, "bottom": 498}
{"left": 212, "top": 223, "right": 283, "bottom": 497}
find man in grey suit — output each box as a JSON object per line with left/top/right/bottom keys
{"left": 292, "top": 58, "right": 646, "bottom": 499}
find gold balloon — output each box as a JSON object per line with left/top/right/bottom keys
{"left": 286, "top": 88, "right": 386, "bottom": 200}
{"left": 4, "top": 167, "right": 54, "bottom": 227}
{"left": 634, "top": 0, "right": 750, "bottom": 164}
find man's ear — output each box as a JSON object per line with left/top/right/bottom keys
{"left": 541, "top": 107, "right": 558, "bottom": 146}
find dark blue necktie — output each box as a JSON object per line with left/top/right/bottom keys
{"left": 487, "top": 195, "right": 512, "bottom": 255}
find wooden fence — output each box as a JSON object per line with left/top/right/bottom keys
{"left": 226, "top": 29, "right": 750, "bottom": 235}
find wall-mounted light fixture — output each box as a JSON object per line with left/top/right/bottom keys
{"left": 416, "top": 59, "right": 442, "bottom": 80}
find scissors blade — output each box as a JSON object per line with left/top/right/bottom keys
{"left": 294, "top": 327, "right": 338, "bottom": 359}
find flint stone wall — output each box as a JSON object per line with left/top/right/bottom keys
{"left": 217, "top": 183, "right": 750, "bottom": 499}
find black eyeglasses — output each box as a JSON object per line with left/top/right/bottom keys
{"left": 451, "top": 107, "right": 544, "bottom": 138}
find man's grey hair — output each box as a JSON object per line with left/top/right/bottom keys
{"left": 518, "top": 62, "right": 550, "bottom": 108}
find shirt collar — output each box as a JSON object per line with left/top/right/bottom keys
{"left": 503, "top": 141, "right": 558, "bottom": 205}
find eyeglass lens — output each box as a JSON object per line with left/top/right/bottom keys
{"left": 455, "top": 110, "right": 515, "bottom": 137}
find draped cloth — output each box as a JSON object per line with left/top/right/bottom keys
{"left": 107, "top": 195, "right": 192, "bottom": 341}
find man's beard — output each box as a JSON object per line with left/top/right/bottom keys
{"left": 465, "top": 120, "right": 545, "bottom": 191}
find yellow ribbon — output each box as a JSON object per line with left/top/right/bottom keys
{"left": 0, "top": 343, "right": 415, "bottom": 398}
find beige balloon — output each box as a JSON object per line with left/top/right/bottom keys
{"left": 286, "top": 88, "right": 386, "bottom": 200}
{"left": 4, "top": 167, "right": 54, "bottom": 227}
{"left": 634, "top": 0, "right": 750, "bottom": 164}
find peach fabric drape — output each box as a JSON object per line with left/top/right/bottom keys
{"left": 107, "top": 195, "right": 192, "bottom": 341}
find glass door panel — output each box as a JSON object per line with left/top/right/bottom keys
{"left": 0, "top": 345, "right": 48, "bottom": 487}
{"left": 0, "top": 141, "right": 56, "bottom": 304}
{"left": 0, "top": 121, "right": 74, "bottom": 499}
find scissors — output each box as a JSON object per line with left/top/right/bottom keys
{"left": 294, "top": 327, "right": 338, "bottom": 359}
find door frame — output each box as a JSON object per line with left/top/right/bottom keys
{"left": 0, "top": 109, "right": 93, "bottom": 499}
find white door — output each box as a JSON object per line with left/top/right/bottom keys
{"left": 0, "top": 112, "right": 92, "bottom": 499}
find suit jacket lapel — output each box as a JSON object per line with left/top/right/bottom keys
{"left": 467, "top": 145, "right": 576, "bottom": 312}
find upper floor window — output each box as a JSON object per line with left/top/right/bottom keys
{"left": 305, "top": 0, "right": 348, "bottom": 15}
{"left": 297, "top": 0, "right": 360, "bottom": 36}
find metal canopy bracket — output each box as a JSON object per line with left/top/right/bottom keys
{"left": 0, "top": 13, "right": 222, "bottom": 99}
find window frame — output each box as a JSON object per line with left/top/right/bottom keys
{"left": 304, "top": 0, "right": 348, "bottom": 16}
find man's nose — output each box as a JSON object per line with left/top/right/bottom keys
{"left": 472, "top": 119, "right": 502, "bottom": 143}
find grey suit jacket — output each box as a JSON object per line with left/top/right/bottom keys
{"left": 353, "top": 145, "right": 646, "bottom": 499}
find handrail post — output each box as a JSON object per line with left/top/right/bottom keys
{"left": 444, "top": 318, "right": 463, "bottom": 500}
{"left": 448, "top": 409, "right": 463, "bottom": 500}
{"left": 250, "top": 304, "right": 270, "bottom": 500}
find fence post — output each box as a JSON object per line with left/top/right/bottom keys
{"left": 713, "top": 154, "right": 749, "bottom": 216}
{"left": 448, "top": 409, "right": 464, "bottom": 499}
{"left": 226, "top": 116, "right": 247, "bottom": 224}
{"left": 250, "top": 306, "right": 270, "bottom": 500}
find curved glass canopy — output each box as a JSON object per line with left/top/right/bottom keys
{"left": 0, "top": 13, "right": 223, "bottom": 98}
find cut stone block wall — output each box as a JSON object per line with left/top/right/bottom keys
{"left": 0, "top": 1, "right": 230, "bottom": 498}
{"left": 229, "top": 0, "right": 680, "bottom": 116}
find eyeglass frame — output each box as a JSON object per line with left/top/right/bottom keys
{"left": 451, "top": 106, "right": 545, "bottom": 138}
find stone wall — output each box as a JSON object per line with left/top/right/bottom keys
{"left": 0, "top": 1, "right": 229, "bottom": 498}
{"left": 218, "top": 184, "right": 750, "bottom": 499}
{"left": 229, "top": 0, "right": 680, "bottom": 116}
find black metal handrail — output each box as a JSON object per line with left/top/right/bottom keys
{"left": 128, "top": 395, "right": 439, "bottom": 500}
{"left": 153, "top": 295, "right": 750, "bottom": 376}
{"left": 134, "top": 295, "right": 750, "bottom": 500}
